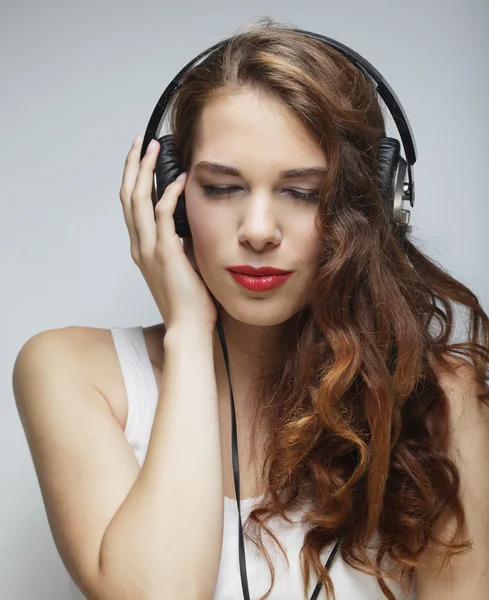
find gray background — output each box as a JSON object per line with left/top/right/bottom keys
{"left": 2, "top": 0, "right": 488, "bottom": 598}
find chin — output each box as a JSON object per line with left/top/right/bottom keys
{"left": 217, "top": 295, "right": 304, "bottom": 327}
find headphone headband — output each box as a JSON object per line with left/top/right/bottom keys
{"left": 142, "top": 28, "right": 417, "bottom": 207}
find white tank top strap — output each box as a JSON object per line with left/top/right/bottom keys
{"left": 109, "top": 326, "right": 159, "bottom": 467}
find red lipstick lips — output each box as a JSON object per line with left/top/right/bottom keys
{"left": 226, "top": 265, "right": 293, "bottom": 291}
{"left": 227, "top": 265, "right": 292, "bottom": 275}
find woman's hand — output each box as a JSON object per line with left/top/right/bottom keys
{"left": 119, "top": 135, "right": 218, "bottom": 331}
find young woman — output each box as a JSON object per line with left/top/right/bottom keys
{"left": 13, "top": 19, "right": 489, "bottom": 600}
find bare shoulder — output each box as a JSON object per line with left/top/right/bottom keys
{"left": 394, "top": 352, "right": 489, "bottom": 597}
{"left": 14, "top": 324, "right": 166, "bottom": 433}
{"left": 415, "top": 355, "right": 489, "bottom": 595}
{"left": 433, "top": 352, "right": 489, "bottom": 427}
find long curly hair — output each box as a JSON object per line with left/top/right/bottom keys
{"left": 168, "top": 17, "right": 489, "bottom": 600}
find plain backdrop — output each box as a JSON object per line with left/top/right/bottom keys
{"left": 2, "top": 0, "right": 488, "bottom": 598}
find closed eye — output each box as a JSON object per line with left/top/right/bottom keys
{"left": 201, "top": 186, "right": 319, "bottom": 205}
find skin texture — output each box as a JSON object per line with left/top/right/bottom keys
{"left": 181, "top": 87, "right": 326, "bottom": 407}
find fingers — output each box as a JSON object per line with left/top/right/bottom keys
{"left": 119, "top": 135, "right": 145, "bottom": 255}
{"left": 154, "top": 172, "right": 187, "bottom": 254}
{"left": 119, "top": 134, "right": 188, "bottom": 265}
{"left": 131, "top": 139, "right": 160, "bottom": 256}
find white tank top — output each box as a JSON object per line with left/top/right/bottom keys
{"left": 69, "top": 326, "right": 416, "bottom": 600}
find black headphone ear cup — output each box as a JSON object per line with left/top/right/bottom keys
{"left": 154, "top": 134, "right": 192, "bottom": 238}
{"left": 378, "top": 137, "right": 401, "bottom": 222}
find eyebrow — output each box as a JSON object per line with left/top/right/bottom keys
{"left": 194, "top": 161, "right": 326, "bottom": 179}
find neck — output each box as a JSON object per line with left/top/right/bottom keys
{"left": 212, "top": 309, "right": 294, "bottom": 411}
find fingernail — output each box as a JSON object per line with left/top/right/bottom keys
{"left": 146, "top": 139, "right": 157, "bottom": 154}
{"left": 131, "top": 134, "right": 142, "bottom": 148}
{"left": 176, "top": 172, "right": 187, "bottom": 182}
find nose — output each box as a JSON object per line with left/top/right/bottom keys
{"left": 236, "top": 191, "right": 281, "bottom": 251}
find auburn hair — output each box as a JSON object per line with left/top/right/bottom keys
{"left": 168, "top": 17, "right": 489, "bottom": 600}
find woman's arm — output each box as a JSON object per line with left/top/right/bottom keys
{"left": 13, "top": 325, "right": 224, "bottom": 600}
{"left": 99, "top": 324, "right": 224, "bottom": 600}
{"left": 415, "top": 358, "right": 489, "bottom": 599}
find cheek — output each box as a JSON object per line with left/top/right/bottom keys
{"left": 185, "top": 200, "right": 222, "bottom": 266}
{"left": 296, "top": 215, "right": 321, "bottom": 263}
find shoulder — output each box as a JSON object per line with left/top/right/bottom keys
{"left": 432, "top": 353, "right": 489, "bottom": 433}
{"left": 14, "top": 324, "right": 167, "bottom": 431}
{"left": 13, "top": 326, "right": 127, "bottom": 431}
{"left": 431, "top": 353, "right": 489, "bottom": 486}
{"left": 13, "top": 327, "right": 104, "bottom": 387}
{"left": 14, "top": 325, "right": 119, "bottom": 384}
{"left": 414, "top": 353, "right": 489, "bottom": 596}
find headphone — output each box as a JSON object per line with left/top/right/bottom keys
{"left": 139, "top": 27, "right": 418, "bottom": 600}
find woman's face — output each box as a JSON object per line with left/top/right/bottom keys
{"left": 183, "top": 87, "right": 325, "bottom": 327}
